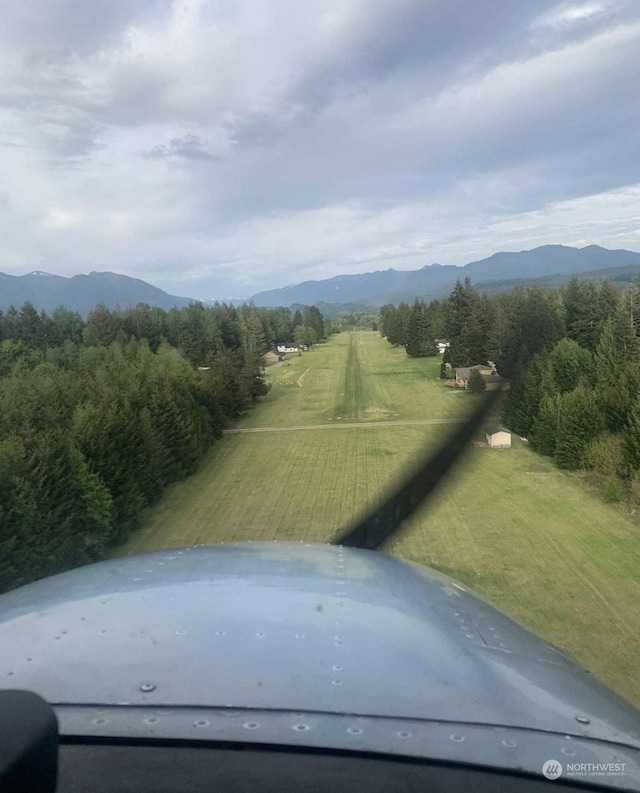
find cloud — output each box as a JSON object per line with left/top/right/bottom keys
{"left": 0, "top": 0, "right": 152, "bottom": 58}
{"left": 43, "top": 208, "right": 85, "bottom": 229}
{"left": 534, "top": 1, "right": 608, "bottom": 28}
{"left": 143, "top": 133, "right": 219, "bottom": 162}
{"left": 0, "top": 0, "right": 638, "bottom": 298}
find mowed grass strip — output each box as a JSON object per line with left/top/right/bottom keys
{"left": 122, "top": 424, "right": 444, "bottom": 551}
{"left": 120, "top": 331, "right": 640, "bottom": 706}
{"left": 356, "top": 331, "right": 469, "bottom": 421}
{"left": 239, "top": 331, "right": 465, "bottom": 428}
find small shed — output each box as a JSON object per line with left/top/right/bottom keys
{"left": 264, "top": 351, "right": 280, "bottom": 365}
{"left": 486, "top": 426, "right": 511, "bottom": 448}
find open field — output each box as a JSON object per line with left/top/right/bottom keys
{"left": 239, "top": 331, "right": 469, "bottom": 427}
{"left": 120, "top": 331, "right": 640, "bottom": 706}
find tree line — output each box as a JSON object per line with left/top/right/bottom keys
{"left": 0, "top": 300, "right": 325, "bottom": 592}
{"left": 379, "top": 298, "right": 445, "bottom": 357}
{"left": 380, "top": 276, "right": 640, "bottom": 498}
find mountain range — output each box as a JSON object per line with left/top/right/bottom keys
{"left": 250, "top": 245, "right": 640, "bottom": 307}
{"left": 2, "top": 245, "right": 640, "bottom": 316}
{"left": 0, "top": 271, "right": 194, "bottom": 316}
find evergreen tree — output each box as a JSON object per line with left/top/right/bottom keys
{"left": 240, "top": 350, "right": 270, "bottom": 402}
{"left": 554, "top": 385, "right": 603, "bottom": 469}
{"left": 207, "top": 350, "right": 246, "bottom": 418}
{"left": 386, "top": 302, "right": 411, "bottom": 347}
{"left": 445, "top": 279, "right": 474, "bottom": 343}
{"left": 215, "top": 303, "right": 242, "bottom": 349}
{"left": 303, "top": 306, "right": 326, "bottom": 341}
{"left": 379, "top": 305, "right": 396, "bottom": 339}
{"left": 427, "top": 299, "right": 447, "bottom": 339}
{"left": 562, "top": 278, "right": 602, "bottom": 350}
{"left": 531, "top": 392, "right": 561, "bottom": 457}
{"left": 467, "top": 368, "right": 486, "bottom": 393}
{"left": 484, "top": 295, "right": 512, "bottom": 365}
{"left": 244, "top": 305, "right": 269, "bottom": 355}
{"left": 406, "top": 299, "right": 436, "bottom": 357}
{"left": 455, "top": 311, "right": 486, "bottom": 367}
{"left": 624, "top": 395, "right": 640, "bottom": 474}
{"left": 0, "top": 306, "right": 19, "bottom": 341}
{"left": 84, "top": 304, "right": 120, "bottom": 346}
{"left": 17, "top": 302, "right": 46, "bottom": 349}
{"left": 621, "top": 283, "right": 640, "bottom": 336}
{"left": 595, "top": 306, "right": 640, "bottom": 432}
{"left": 446, "top": 278, "right": 482, "bottom": 367}
{"left": 503, "top": 355, "right": 554, "bottom": 437}
{"left": 597, "top": 281, "right": 619, "bottom": 325}
{"left": 177, "top": 303, "right": 209, "bottom": 366}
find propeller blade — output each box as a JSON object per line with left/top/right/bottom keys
{"left": 333, "top": 388, "right": 503, "bottom": 550}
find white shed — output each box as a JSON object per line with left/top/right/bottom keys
{"left": 486, "top": 426, "right": 511, "bottom": 448}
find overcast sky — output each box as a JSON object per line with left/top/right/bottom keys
{"left": 0, "top": 0, "right": 639, "bottom": 299}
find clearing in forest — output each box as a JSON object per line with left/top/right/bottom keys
{"left": 120, "top": 331, "right": 640, "bottom": 707}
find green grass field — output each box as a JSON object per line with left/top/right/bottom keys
{"left": 239, "top": 331, "right": 468, "bottom": 427}
{"left": 120, "top": 331, "right": 640, "bottom": 706}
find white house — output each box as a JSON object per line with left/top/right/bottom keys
{"left": 276, "top": 343, "right": 299, "bottom": 353}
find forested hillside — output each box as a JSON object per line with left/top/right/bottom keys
{"left": 380, "top": 278, "right": 640, "bottom": 497}
{"left": 0, "top": 300, "right": 325, "bottom": 592}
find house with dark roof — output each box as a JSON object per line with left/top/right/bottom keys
{"left": 454, "top": 364, "right": 493, "bottom": 388}
{"left": 264, "top": 351, "right": 281, "bottom": 365}
{"left": 454, "top": 364, "right": 510, "bottom": 391}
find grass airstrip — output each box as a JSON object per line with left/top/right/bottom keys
{"left": 120, "top": 331, "right": 640, "bottom": 707}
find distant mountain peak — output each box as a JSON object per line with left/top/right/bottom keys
{"left": 87, "top": 270, "right": 139, "bottom": 281}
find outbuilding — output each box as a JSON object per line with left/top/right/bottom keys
{"left": 485, "top": 426, "right": 511, "bottom": 448}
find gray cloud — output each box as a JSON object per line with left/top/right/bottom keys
{"left": 0, "top": 0, "right": 155, "bottom": 58}
{"left": 0, "top": 0, "right": 638, "bottom": 298}
{"left": 143, "top": 134, "right": 219, "bottom": 162}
